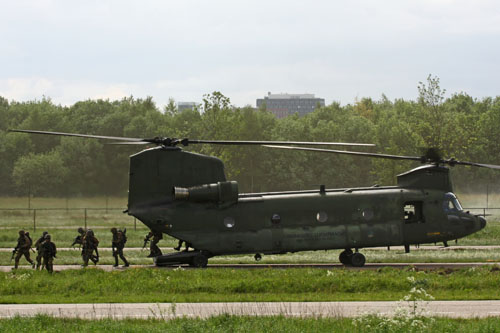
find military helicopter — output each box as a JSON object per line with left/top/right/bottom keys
{"left": 10, "top": 129, "right": 500, "bottom": 268}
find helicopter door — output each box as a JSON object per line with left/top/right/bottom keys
{"left": 346, "top": 225, "right": 361, "bottom": 248}
{"left": 402, "top": 201, "right": 426, "bottom": 244}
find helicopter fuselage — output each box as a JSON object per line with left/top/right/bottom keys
{"left": 126, "top": 147, "right": 485, "bottom": 260}
{"left": 132, "top": 186, "right": 485, "bottom": 256}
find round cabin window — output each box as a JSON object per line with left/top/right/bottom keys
{"left": 316, "top": 211, "right": 328, "bottom": 223}
{"left": 362, "top": 208, "right": 374, "bottom": 221}
{"left": 271, "top": 214, "right": 281, "bottom": 224}
{"left": 224, "top": 217, "right": 235, "bottom": 228}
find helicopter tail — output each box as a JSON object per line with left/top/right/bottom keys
{"left": 127, "top": 146, "right": 227, "bottom": 211}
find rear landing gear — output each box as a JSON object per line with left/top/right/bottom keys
{"left": 339, "top": 249, "right": 366, "bottom": 267}
{"left": 190, "top": 253, "right": 209, "bottom": 268}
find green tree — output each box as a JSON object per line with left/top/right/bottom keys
{"left": 12, "top": 151, "right": 69, "bottom": 196}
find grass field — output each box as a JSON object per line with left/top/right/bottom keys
{"left": 1, "top": 315, "right": 500, "bottom": 333}
{"left": 2, "top": 314, "right": 500, "bottom": 333}
{"left": 1, "top": 266, "right": 500, "bottom": 303}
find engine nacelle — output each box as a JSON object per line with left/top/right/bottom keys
{"left": 173, "top": 181, "right": 238, "bottom": 204}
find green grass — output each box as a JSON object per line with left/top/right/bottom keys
{"left": 1, "top": 315, "right": 500, "bottom": 333}
{"left": 1, "top": 266, "right": 500, "bottom": 303}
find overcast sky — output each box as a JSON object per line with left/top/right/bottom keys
{"left": 1, "top": 0, "right": 499, "bottom": 108}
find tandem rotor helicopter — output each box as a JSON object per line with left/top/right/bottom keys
{"left": 10, "top": 129, "right": 500, "bottom": 267}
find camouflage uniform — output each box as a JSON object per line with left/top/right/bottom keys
{"left": 14, "top": 230, "right": 35, "bottom": 269}
{"left": 81, "top": 230, "right": 99, "bottom": 267}
{"left": 145, "top": 231, "right": 162, "bottom": 257}
{"left": 111, "top": 227, "right": 129, "bottom": 267}
{"left": 34, "top": 231, "right": 48, "bottom": 270}
{"left": 40, "top": 234, "right": 57, "bottom": 273}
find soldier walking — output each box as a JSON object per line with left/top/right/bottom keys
{"left": 71, "top": 227, "right": 86, "bottom": 248}
{"left": 111, "top": 227, "right": 129, "bottom": 267}
{"left": 40, "top": 234, "right": 57, "bottom": 273}
{"left": 81, "top": 229, "right": 99, "bottom": 267}
{"left": 34, "top": 231, "right": 48, "bottom": 270}
{"left": 12, "top": 230, "right": 35, "bottom": 269}
{"left": 144, "top": 231, "right": 162, "bottom": 257}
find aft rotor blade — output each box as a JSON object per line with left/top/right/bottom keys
{"left": 187, "top": 140, "right": 375, "bottom": 147}
{"left": 263, "top": 145, "right": 422, "bottom": 161}
{"left": 452, "top": 161, "right": 500, "bottom": 169}
{"left": 9, "top": 129, "right": 145, "bottom": 142}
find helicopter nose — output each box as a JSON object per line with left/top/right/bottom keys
{"left": 478, "top": 216, "right": 487, "bottom": 230}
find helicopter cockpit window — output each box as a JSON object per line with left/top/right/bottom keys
{"left": 404, "top": 201, "right": 423, "bottom": 224}
{"left": 443, "top": 193, "right": 463, "bottom": 212}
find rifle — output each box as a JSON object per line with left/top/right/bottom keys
{"left": 142, "top": 236, "right": 150, "bottom": 250}
{"left": 10, "top": 248, "right": 18, "bottom": 262}
{"left": 71, "top": 235, "right": 82, "bottom": 249}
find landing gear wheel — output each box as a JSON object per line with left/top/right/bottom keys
{"left": 339, "top": 249, "right": 353, "bottom": 265}
{"left": 190, "top": 253, "right": 208, "bottom": 268}
{"left": 350, "top": 252, "right": 366, "bottom": 267}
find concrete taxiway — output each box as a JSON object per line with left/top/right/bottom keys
{"left": 1, "top": 301, "right": 500, "bottom": 319}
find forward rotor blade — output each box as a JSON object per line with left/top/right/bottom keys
{"left": 263, "top": 145, "right": 422, "bottom": 161}
{"left": 106, "top": 142, "right": 152, "bottom": 145}
{"left": 9, "top": 129, "right": 144, "bottom": 142}
{"left": 187, "top": 140, "right": 375, "bottom": 147}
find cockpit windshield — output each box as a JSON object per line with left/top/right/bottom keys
{"left": 443, "top": 192, "right": 463, "bottom": 212}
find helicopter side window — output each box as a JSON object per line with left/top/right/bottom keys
{"left": 404, "top": 201, "right": 423, "bottom": 224}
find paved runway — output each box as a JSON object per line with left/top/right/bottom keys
{"left": 1, "top": 301, "right": 500, "bottom": 319}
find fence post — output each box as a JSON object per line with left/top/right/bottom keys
{"left": 33, "top": 209, "right": 36, "bottom": 232}
{"left": 84, "top": 208, "right": 87, "bottom": 230}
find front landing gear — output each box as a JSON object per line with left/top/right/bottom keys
{"left": 339, "top": 249, "right": 366, "bottom": 267}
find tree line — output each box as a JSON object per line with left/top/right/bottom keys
{"left": 1, "top": 75, "right": 499, "bottom": 198}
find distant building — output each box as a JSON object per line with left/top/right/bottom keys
{"left": 256, "top": 92, "right": 325, "bottom": 118}
{"left": 177, "top": 102, "right": 197, "bottom": 112}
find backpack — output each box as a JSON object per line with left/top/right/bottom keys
{"left": 119, "top": 229, "right": 127, "bottom": 244}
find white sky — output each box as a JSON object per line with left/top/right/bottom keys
{"left": 1, "top": 0, "right": 499, "bottom": 108}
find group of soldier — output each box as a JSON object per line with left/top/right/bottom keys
{"left": 13, "top": 227, "right": 190, "bottom": 271}
{"left": 12, "top": 227, "right": 129, "bottom": 271}
{"left": 70, "top": 227, "right": 129, "bottom": 267}
{"left": 12, "top": 230, "right": 56, "bottom": 272}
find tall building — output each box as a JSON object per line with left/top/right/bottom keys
{"left": 177, "top": 102, "right": 197, "bottom": 112}
{"left": 256, "top": 92, "right": 325, "bottom": 118}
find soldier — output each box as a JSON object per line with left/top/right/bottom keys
{"left": 13, "top": 230, "right": 35, "bottom": 269}
{"left": 40, "top": 234, "right": 57, "bottom": 273}
{"left": 144, "top": 231, "right": 162, "bottom": 257}
{"left": 174, "top": 239, "right": 192, "bottom": 252}
{"left": 111, "top": 228, "right": 129, "bottom": 267}
{"left": 71, "top": 227, "right": 86, "bottom": 248}
{"left": 34, "top": 231, "right": 48, "bottom": 269}
{"left": 81, "top": 229, "right": 99, "bottom": 267}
